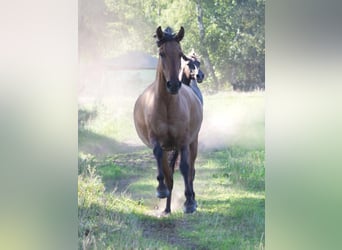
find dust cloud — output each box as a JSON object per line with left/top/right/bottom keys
{"left": 198, "top": 91, "right": 264, "bottom": 151}
{"left": 79, "top": 67, "right": 264, "bottom": 151}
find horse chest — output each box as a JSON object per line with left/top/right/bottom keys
{"left": 152, "top": 118, "right": 184, "bottom": 135}
{"left": 151, "top": 116, "right": 187, "bottom": 148}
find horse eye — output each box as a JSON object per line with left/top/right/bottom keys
{"left": 159, "top": 52, "right": 166, "bottom": 57}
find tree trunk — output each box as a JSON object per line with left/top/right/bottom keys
{"left": 196, "top": 0, "right": 220, "bottom": 92}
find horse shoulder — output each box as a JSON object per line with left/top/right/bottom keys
{"left": 134, "top": 84, "right": 160, "bottom": 147}
{"left": 181, "top": 86, "right": 202, "bottom": 112}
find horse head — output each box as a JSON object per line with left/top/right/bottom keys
{"left": 155, "top": 26, "right": 186, "bottom": 95}
{"left": 181, "top": 52, "right": 205, "bottom": 85}
{"left": 188, "top": 59, "right": 205, "bottom": 83}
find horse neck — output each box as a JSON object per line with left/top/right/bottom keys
{"left": 190, "top": 78, "right": 198, "bottom": 87}
{"left": 154, "top": 61, "right": 171, "bottom": 100}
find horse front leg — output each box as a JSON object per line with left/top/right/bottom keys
{"left": 179, "top": 145, "right": 197, "bottom": 213}
{"left": 163, "top": 150, "right": 178, "bottom": 213}
{"left": 153, "top": 142, "right": 170, "bottom": 199}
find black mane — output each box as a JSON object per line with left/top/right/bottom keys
{"left": 155, "top": 27, "right": 178, "bottom": 47}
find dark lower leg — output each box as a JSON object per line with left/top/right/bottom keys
{"left": 164, "top": 194, "right": 172, "bottom": 214}
{"left": 153, "top": 143, "right": 169, "bottom": 198}
{"left": 189, "top": 168, "right": 195, "bottom": 200}
{"left": 189, "top": 140, "right": 198, "bottom": 201}
{"left": 180, "top": 146, "right": 196, "bottom": 213}
{"left": 179, "top": 146, "right": 191, "bottom": 197}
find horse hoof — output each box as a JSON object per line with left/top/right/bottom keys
{"left": 183, "top": 200, "right": 197, "bottom": 214}
{"left": 163, "top": 208, "right": 171, "bottom": 215}
{"left": 156, "top": 186, "right": 170, "bottom": 199}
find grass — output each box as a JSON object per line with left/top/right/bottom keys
{"left": 78, "top": 146, "right": 265, "bottom": 249}
{"left": 79, "top": 173, "right": 161, "bottom": 249}
{"left": 206, "top": 147, "right": 265, "bottom": 191}
{"left": 78, "top": 85, "right": 265, "bottom": 249}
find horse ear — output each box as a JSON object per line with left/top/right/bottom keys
{"left": 156, "top": 26, "right": 163, "bottom": 40}
{"left": 176, "top": 26, "right": 184, "bottom": 42}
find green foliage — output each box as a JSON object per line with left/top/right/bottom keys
{"left": 200, "top": 0, "right": 265, "bottom": 90}
{"left": 78, "top": 152, "right": 97, "bottom": 175}
{"left": 78, "top": 108, "right": 97, "bottom": 129}
{"left": 78, "top": 168, "right": 172, "bottom": 249}
{"left": 104, "top": 0, "right": 156, "bottom": 56}
{"left": 79, "top": 0, "right": 264, "bottom": 91}
{"left": 78, "top": 166, "right": 105, "bottom": 208}
{"left": 78, "top": 152, "right": 138, "bottom": 182}
{"left": 210, "top": 147, "right": 265, "bottom": 191}
{"left": 179, "top": 196, "right": 265, "bottom": 249}
{"left": 96, "top": 163, "right": 125, "bottom": 180}
{"left": 79, "top": 0, "right": 109, "bottom": 61}
{"left": 78, "top": 90, "right": 265, "bottom": 249}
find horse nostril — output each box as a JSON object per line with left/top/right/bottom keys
{"left": 167, "top": 81, "right": 181, "bottom": 89}
{"left": 166, "top": 81, "right": 181, "bottom": 94}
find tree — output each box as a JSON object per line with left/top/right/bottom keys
{"left": 79, "top": 0, "right": 108, "bottom": 62}
{"left": 79, "top": 0, "right": 265, "bottom": 91}
{"left": 202, "top": 0, "right": 265, "bottom": 91}
{"left": 196, "top": 0, "right": 220, "bottom": 92}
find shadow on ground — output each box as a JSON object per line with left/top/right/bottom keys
{"left": 79, "top": 129, "right": 146, "bottom": 157}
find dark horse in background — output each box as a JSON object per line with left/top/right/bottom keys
{"left": 133, "top": 26, "right": 203, "bottom": 214}
{"left": 181, "top": 50, "right": 205, "bottom": 105}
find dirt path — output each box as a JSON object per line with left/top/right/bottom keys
{"left": 103, "top": 150, "right": 155, "bottom": 193}
{"left": 102, "top": 148, "right": 208, "bottom": 249}
{"left": 139, "top": 218, "right": 201, "bottom": 250}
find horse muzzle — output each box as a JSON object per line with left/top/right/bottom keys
{"left": 166, "top": 81, "right": 182, "bottom": 94}
{"left": 196, "top": 71, "right": 205, "bottom": 83}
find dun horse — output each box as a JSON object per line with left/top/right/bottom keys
{"left": 133, "top": 26, "right": 203, "bottom": 214}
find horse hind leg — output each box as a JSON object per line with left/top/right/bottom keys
{"left": 153, "top": 143, "right": 170, "bottom": 199}
{"left": 168, "top": 150, "right": 179, "bottom": 171}
{"left": 189, "top": 139, "right": 199, "bottom": 207}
